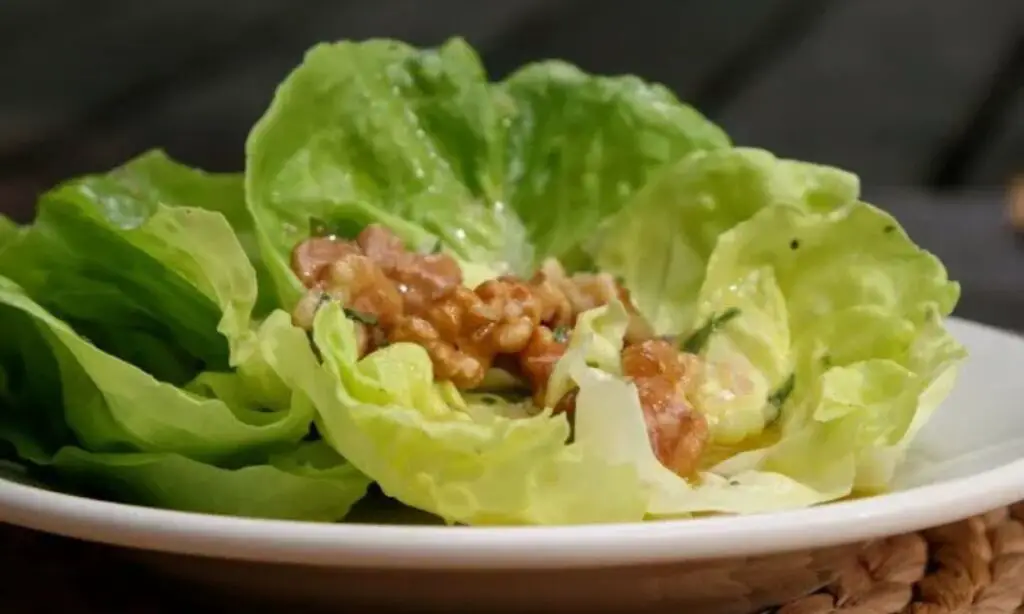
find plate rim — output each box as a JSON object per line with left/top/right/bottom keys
{"left": 1, "top": 316, "right": 1022, "bottom": 570}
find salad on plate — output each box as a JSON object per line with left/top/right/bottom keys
{"left": 0, "top": 38, "right": 965, "bottom": 526}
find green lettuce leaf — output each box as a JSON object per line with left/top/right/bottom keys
{"left": 245, "top": 38, "right": 520, "bottom": 308}
{"left": 0, "top": 411, "right": 369, "bottom": 522}
{"left": 0, "top": 152, "right": 261, "bottom": 371}
{"left": 245, "top": 37, "right": 728, "bottom": 308}
{"left": 587, "top": 147, "right": 860, "bottom": 334}
{"left": 690, "top": 266, "right": 792, "bottom": 445}
{"left": 499, "top": 61, "right": 730, "bottom": 266}
{"left": 690, "top": 202, "right": 964, "bottom": 499}
{"left": 47, "top": 441, "right": 369, "bottom": 521}
{"left": 87, "top": 150, "right": 277, "bottom": 316}
{"left": 266, "top": 301, "right": 647, "bottom": 525}
{"left": 0, "top": 277, "right": 313, "bottom": 465}
{"left": 546, "top": 298, "right": 629, "bottom": 406}
{"left": 553, "top": 197, "right": 963, "bottom": 514}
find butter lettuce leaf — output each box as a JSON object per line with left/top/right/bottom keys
{"left": 90, "top": 150, "right": 277, "bottom": 316}
{"left": 689, "top": 266, "right": 791, "bottom": 445}
{"left": 0, "top": 278, "right": 313, "bottom": 465}
{"left": 499, "top": 61, "right": 729, "bottom": 266}
{"left": 546, "top": 299, "right": 629, "bottom": 407}
{"left": 0, "top": 415, "right": 368, "bottom": 522}
{"left": 0, "top": 152, "right": 262, "bottom": 372}
{"left": 691, "top": 202, "right": 963, "bottom": 500}
{"left": 245, "top": 37, "right": 728, "bottom": 308}
{"left": 588, "top": 147, "right": 859, "bottom": 334}
{"left": 47, "top": 441, "right": 369, "bottom": 521}
{"left": 246, "top": 38, "right": 524, "bottom": 308}
{"left": 574, "top": 175, "right": 962, "bottom": 512}
{"left": 266, "top": 302, "right": 647, "bottom": 525}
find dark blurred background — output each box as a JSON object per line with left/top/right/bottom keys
{"left": 1, "top": 0, "right": 1022, "bottom": 327}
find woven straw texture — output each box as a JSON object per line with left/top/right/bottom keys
{"left": 772, "top": 503, "right": 1024, "bottom": 614}
{"left": 4, "top": 504, "right": 1024, "bottom": 613}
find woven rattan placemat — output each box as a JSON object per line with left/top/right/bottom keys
{"left": 5, "top": 504, "right": 1024, "bottom": 613}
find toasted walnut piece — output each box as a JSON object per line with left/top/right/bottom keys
{"left": 420, "top": 286, "right": 471, "bottom": 340}
{"left": 400, "top": 279, "right": 546, "bottom": 389}
{"left": 354, "top": 224, "right": 463, "bottom": 313}
{"left": 473, "top": 278, "right": 542, "bottom": 353}
{"left": 389, "top": 315, "right": 490, "bottom": 389}
{"left": 622, "top": 339, "right": 707, "bottom": 477}
{"left": 389, "top": 314, "right": 440, "bottom": 343}
{"left": 633, "top": 377, "right": 708, "bottom": 477}
{"left": 528, "top": 273, "right": 575, "bottom": 327}
{"left": 620, "top": 338, "right": 688, "bottom": 382}
{"left": 291, "top": 237, "right": 362, "bottom": 288}
{"left": 568, "top": 271, "right": 620, "bottom": 312}
{"left": 322, "top": 254, "right": 405, "bottom": 327}
{"left": 519, "top": 325, "right": 568, "bottom": 407}
{"left": 391, "top": 252, "right": 464, "bottom": 313}
{"left": 356, "top": 224, "right": 407, "bottom": 271}
{"left": 668, "top": 412, "right": 708, "bottom": 477}
{"left": 530, "top": 258, "right": 654, "bottom": 342}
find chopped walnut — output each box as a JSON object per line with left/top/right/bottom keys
{"left": 519, "top": 325, "right": 569, "bottom": 407}
{"left": 622, "top": 340, "right": 708, "bottom": 478}
{"left": 291, "top": 237, "right": 362, "bottom": 287}
{"left": 356, "top": 224, "right": 407, "bottom": 271}
{"left": 472, "top": 278, "right": 542, "bottom": 353}
{"left": 532, "top": 258, "right": 654, "bottom": 343}
{"left": 392, "top": 278, "right": 547, "bottom": 389}
{"left": 389, "top": 314, "right": 490, "bottom": 388}
{"left": 528, "top": 271, "right": 574, "bottom": 327}
{"left": 390, "top": 252, "right": 463, "bottom": 313}
{"left": 323, "top": 254, "right": 404, "bottom": 327}
{"left": 621, "top": 338, "right": 690, "bottom": 383}
{"left": 356, "top": 224, "right": 464, "bottom": 312}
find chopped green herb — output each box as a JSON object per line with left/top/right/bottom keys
{"left": 821, "top": 354, "right": 833, "bottom": 368}
{"left": 430, "top": 242, "right": 444, "bottom": 254}
{"left": 883, "top": 224, "right": 896, "bottom": 234}
{"left": 344, "top": 308, "right": 379, "bottom": 326}
{"left": 767, "top": 374, "right": 795, "bottom": 410}
{"left": 789, "top": 238, "right": 800, "bottom": 250}
{"left": 552, "top": 325, "right": 571, "bottom": 344}
{"left": 681, "top": 307, "right": 741, "bottom": 354}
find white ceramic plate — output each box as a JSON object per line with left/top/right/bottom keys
{"left": 1, "top": 317, "right": 1023, "bottom": 613}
